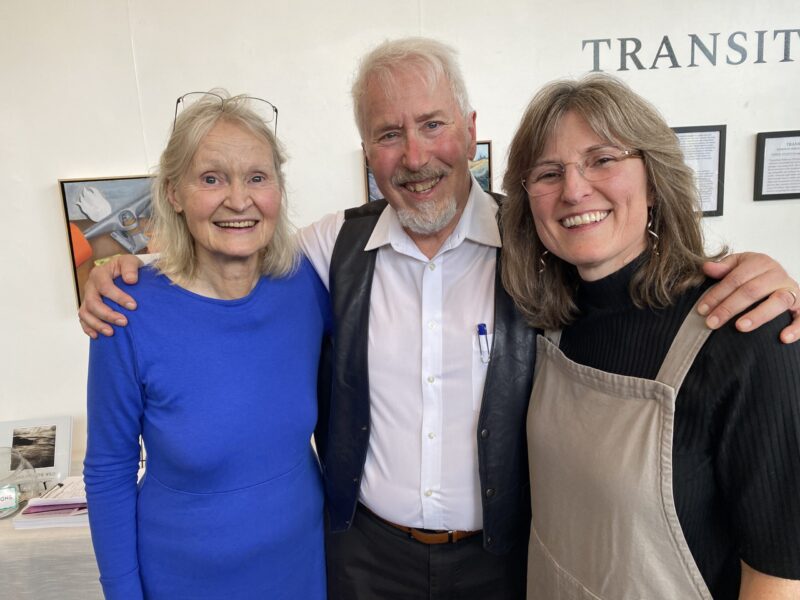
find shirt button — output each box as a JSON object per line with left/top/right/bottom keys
{"left": 428, "top": 262, "right": 436, "bottom": 271}
{"left": 428, "top": 432, "right": 436, "bottom": 439}
{"left": 480, "top": 429, "right": 490, "bottom": 439}
{"left": 486, "top": 536, "right": 493, "bottom": 546}
{"left": 428, "top": 321, "right": 436, "bottom": 329}
{"left": 425, "top": 489, "right": 433, "bottom": 497}
{"left": 427, "top": 375, "right": 435, "bottom": 384}
{"left": 485, "top": 488, "right": 496, "bottom": 498}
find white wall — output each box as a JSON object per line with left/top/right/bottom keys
{"left": 1, "top": 0, "right": 798, "bottom": 470}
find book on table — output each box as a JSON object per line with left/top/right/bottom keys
{"left": 12, "top": 475, "right": 88, "bottom": 529}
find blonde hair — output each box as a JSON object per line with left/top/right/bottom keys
{"left": 501, "top": 74, "right": 724, "bottom": 329}
{"left": 351, "top": 37, "right": 472, "bottom": 140}
{"left": 150, "top": 89, "right": 297, "bottom": 282}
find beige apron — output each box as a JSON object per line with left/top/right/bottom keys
{"left": 526, "top": 304, "right": 713, "bottom": 600}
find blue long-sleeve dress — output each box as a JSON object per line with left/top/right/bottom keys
{"left": 84, "top": 259, "right": 331, "bottom": 599}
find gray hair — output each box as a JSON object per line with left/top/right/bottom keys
{"left": 351, "top": 37, "right": 473, "bottom": 140}
{"left": 150, "top": 89, "right": 297, "bottom": 283}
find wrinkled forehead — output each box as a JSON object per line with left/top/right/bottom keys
{"left": 362, "top": 68, "right": 460, "bottom": 138}
{"left": 176, "top": 117, "right": 280, "bottom": 185}
{"left": 367, "top": 63, "right": 447, "bottom": 105}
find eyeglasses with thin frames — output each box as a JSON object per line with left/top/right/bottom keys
{"left": 173, "top": 92, "right": 279, "bottom": 135}
{"left": 522, "top": 148, "right": 642, "bottom": 198}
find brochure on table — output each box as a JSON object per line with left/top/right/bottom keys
{"left": 13, "top": 475, "right": 88, "bottom": 529}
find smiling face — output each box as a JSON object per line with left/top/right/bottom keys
{"left": 168, "top": 119, "right": 281, "bottom": 277}
{"left": 529, "top": 110, "right": 651, "bottom": 281}
{"left": 361, "top": 67, "right": 476, "bottom": 241}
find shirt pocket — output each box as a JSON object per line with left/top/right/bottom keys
{"left": 471, "top": 331, "right": 494, "bottom": 411}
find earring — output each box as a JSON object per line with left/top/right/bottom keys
{"left": 647, "top": 208, "right": 659, "bottom": 257}
{"left": 538, "top": 250, "right": 550, "bottom": 274}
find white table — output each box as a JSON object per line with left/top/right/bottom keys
{"left": 0, "top": 517, "right": 102, "bottom": 599}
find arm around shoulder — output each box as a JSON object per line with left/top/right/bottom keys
{"left": 700, "top": 252, "right": 800, "bottom": 344}
{"left": 78, "top": 254, "right": 151, "bottom": 338}
{"left": 296, "top": 212, "right": 345, "bottom": 291}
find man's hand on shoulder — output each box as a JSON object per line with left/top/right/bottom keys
{"left": 699, "top": 252, "right": 800, "bottom": 344}
{"left": 78, "top": 254, "right": 146, "bottom": 339}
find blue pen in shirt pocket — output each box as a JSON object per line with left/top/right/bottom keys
{"left": 472, "top": 323, "right": 493, "bottom": 411}
{"left": 477, "top": 323, "right": 491, "bottom": 363}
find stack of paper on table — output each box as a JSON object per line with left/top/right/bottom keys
{"left": 12, "top": 476, "right": 88, "bottom": 529}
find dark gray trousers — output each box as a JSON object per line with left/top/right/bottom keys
{"left": 325, "top": 504, "right": 526, "bottom": 600}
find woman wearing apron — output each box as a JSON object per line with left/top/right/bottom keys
{"left": 499, "top": 74, "right": 800, "bottom": 599}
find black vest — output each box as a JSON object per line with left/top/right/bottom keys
{"left": 317, "top": 197, "right": 536, "bottom": 554}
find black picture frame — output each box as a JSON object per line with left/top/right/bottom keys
{"left": 470, "top": 140, "right": 492, "bottom": 192}
{"left": 60, "top": 175, "right": 154, "bottom": 306}
{"left": 754, "top": 130, "right": 800, "bottom": 202}
{"left": 363, "top": 159, "right": 385, "bottom": 203}
{"left": 672, "top": 125, "right": 726, "bottom": 217}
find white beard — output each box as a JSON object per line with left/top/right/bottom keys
{"left": 396, "top": 195, "right": 458, "bottom": 235}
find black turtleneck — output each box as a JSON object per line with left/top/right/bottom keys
{"left": 556, "top": 259, "right": 800, "bottom": 598}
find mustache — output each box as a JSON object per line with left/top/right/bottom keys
{"left": 392, "top": 165, "right": 449, "bottom": 186}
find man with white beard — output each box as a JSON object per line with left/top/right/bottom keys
{"left": 78, "top": 37, "right": 800, "bottom": 599}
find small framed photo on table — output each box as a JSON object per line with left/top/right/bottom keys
{"left": 754, "top": 130, "right": 800, "bottom": 201}
{"left": 673, "top": 125, "right": 726, "bottom": 217}
{"left": 0, "top": 416, "right": 72, "bottom": 488}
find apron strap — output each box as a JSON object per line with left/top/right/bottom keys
{"left": 544, "top": 329, "right": 562, "bottom": 346}
{"left": 655, "top": 297, "right": 713, "bottom": 389}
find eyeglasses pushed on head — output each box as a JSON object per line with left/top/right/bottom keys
{"left": 173, "top": 91, "right": 278, "bottom": 135}
{"left": 522, "top": 147, "right": 642, "bottom": 198}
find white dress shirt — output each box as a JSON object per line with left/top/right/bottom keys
{"left": 298, "top": 180, "right": 501, "bottom": 531}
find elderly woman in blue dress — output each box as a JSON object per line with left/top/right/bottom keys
{"left": 500, "top": 74, "right": 800, "bottom": 599}
{"left": 84, "top": 92, "right": 330, "bottom": 599}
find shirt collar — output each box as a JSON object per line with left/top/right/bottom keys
{"left": 364, "top": 176, "right": 502, "bottom": 254}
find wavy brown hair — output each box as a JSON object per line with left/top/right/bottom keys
{"left": 500, "top": 74, "right": 724, "bottom": 330}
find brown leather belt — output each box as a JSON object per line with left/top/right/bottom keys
{"left": 361, "top": 505, "right": 482, "bottom": 545}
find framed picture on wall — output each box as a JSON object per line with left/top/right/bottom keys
{"left": 0, "top": 416, "right": 72, "bottom": 488}
{"left": 754, "top": 130, "right": 800, "bottom": 201}
{"left": 672, "top": 125, "right": 726, "bottom": 217}
{"left": 470, "top": 140, "right": 492, "bottom": 192}
{"left": 364, "top": 159, "right": 385, "bottom": 202}
{"left": 60, "top": 175, "right": 153, "bottom": 306}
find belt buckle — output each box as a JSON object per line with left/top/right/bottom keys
{"left": 409, "top": 527, "right": 449, "bottom": 545}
